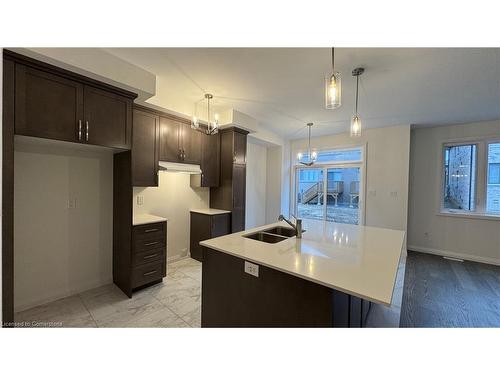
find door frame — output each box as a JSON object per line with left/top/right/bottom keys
{"left": 291, "top": 144, "right": 367, "bottom": 225}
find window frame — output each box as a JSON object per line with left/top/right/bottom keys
{"left": 291, "top": 144, "right": 367, "bottom": 225}
{"left": 439, "top": 137, "right": 500, "bottom": 219}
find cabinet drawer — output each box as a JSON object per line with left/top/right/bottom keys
{"left": 132, "top": 247, "right": 165, "bottom": 266}
{"left": 132, "top": 260, "right": 165, "bottom": 288}
{"left": 133, "top": 222, "right": 165, "bottom": 237}
{"left": 133, "top": 237, "right": 165, "bottom": 253}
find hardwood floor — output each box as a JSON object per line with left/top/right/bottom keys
{"left": 400, "top": 251, "right": 500, "bottom": 328}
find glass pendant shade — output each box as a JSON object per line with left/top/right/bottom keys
{"left": 350, "top": 115, "right": 362, "bottom": 137}
{"left": 325, "top": 72, "right": 341, "bottom": 109}
{"left": 191, "top": 116, "right": 199, "bottom": 130}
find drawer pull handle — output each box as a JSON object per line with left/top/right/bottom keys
{"left": 144, "top": 241, "right": 159, "bottom": 246}
{"left": 144, "top": 229, "right": 158, "bottom": 233}
{"left": 143, "top": 253, "right": 159, "bottom": 259}
{"left": 143, "top": 270, "right": 158, "bottom": 276}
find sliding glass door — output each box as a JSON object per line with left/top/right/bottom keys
{"left": 295, "top": 165, "right": 362, "bottom": 225}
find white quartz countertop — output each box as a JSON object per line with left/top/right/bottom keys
{"left": 133, "top": 214, "right": 168, "bottom": 226}
{"left": 200, "top": 220, "right": 406, "bottom": 306}
{"left": 190, "top": 208, "right": 231, "bottom": 215}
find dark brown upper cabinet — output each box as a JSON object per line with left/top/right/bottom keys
{"left": 15, "top": 64, "right": 84, "bottom": 143}
{"left": 180, "top": 123, "right": 202, "bottom": 164}
{"left": 9, "top": 50, "right": 136, "bottom": 149}
{"left": 200, "top": 132, "right": 220, "bottom": 187}
{"left": 83, "top": 85, "right": 132, "bottom": 149}
{"left": 159, "top": 116, "right": 181, "bottom": 162}
{"left": 132, "top": 107, "right": 160, "bottom": 187}
{"left": 159, "top": 116, "right": 201, "bottom": 164}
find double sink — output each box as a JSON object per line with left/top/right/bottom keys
{"left": 243, "top": 226, "right": 304, "bottom": 244}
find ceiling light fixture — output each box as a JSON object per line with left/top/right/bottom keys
{"left": 191, "top": 93, "right": 219, "bottom": 135}
{"left": 350, "top": 67, "right": 364, "bottom": 137}
{"left": 297, "top": 123, "right": 317, "bottom": 166}
{"left": 325, "top": 47, "right": 341, "bottom": 109}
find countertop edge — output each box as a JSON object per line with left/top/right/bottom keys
{"left": 199, "top": 241, "right": 393, "bottom": 307}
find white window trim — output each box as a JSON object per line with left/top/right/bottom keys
{"left": 438, "top": 136, "right": 500, "bottom": 219}
{"left": 290, "top": 144, "right": 367, "bottom": 225}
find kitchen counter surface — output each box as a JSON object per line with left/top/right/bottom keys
{"left": 200, "top": 220, "right": 406, "bottom": 306}
{"left": 133, "top": 214, "right": 168, "bottom": 226}
{"left": 190, "top": 208, "right": 231, "bottom": 215}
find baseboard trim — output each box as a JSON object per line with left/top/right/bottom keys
{"left": 15, "top": 277, "right": 113, "bottom": 313}
{"left": 167, "top": 253, "right": 189, "bottom": 264}
{"left": 407, "top": 245, "right": 500, "bottom": 266}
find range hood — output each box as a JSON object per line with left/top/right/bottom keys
{"left": 158, "top": 161, "right": 202, "bottom": 174}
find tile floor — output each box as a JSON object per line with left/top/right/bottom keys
{"left": 15, "top": 257, "right": 202, "bottom": 328}
{"left": 14, "top": 254, "right": 405, "bottom": 328}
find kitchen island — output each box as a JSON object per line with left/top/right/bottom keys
{"left": 199, "top": 219, "right": 406, "bottom": 327}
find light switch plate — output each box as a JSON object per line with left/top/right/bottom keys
{"left": 67, "top": 198, "right": 77, "bottom": 209}
{"left": 137, "top": 195, "right": 144, "bottom": 205}
{"left": 244, "top": 261, "right": 259, "bottom": 277}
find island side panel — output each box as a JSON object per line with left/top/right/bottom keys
{"left": 201, "top": 246, "right": 357, "bottom": 327}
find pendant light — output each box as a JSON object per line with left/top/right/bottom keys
{"left": 350, "top": 67, "right": 364, "bottom": 137}
{"left": 297, "top": 123, "right": 317, "bottom": 166}
{"left": 325, "top": 47, "right": 341, "bottom": 109}
{"left": 191, "top": 93, "right": 219, "bottom": 135}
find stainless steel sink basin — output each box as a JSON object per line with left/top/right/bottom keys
{"left": 243, "top": 231, "right": 288, "bottom": 243}
{"left": 263, "top": 226, "right": 300, "bottom": 237}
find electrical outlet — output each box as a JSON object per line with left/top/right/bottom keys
{"left": 244, "top": 261, "right": 259, "bottom": 277}
{"left": 390, "top": 191, "right": 398, "bottom": 198}
{"left": 137, "top": 195, "right": 144, "bottom": 205}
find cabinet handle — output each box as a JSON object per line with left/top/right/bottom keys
{"left": 144, "top": 229, "right": 158, "bottom": 233}
{"left": 179, "top": 149, "right": 183, "bottom": 160}
{"left": 85, "top": 121, "right": 89, "bottom": 141}
{"left": 144, "top": 241, "right": 160, "bottom": 246}
{"left": 143, "top": 270, "right": 158, "bottom": 276}
{"left": 78, "top": 120, "right": 82, "bottom": 141}
{"left": 143, "top": 253, "right": 160, "bottom": 259}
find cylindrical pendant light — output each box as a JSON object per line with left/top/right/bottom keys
{"left": 325, "top": 47, "right": 341, "bottom": 109}
{"left": 350, "top": 67, "right": 364, "bottom": 137}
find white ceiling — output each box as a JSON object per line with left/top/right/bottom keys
{"left": 105, "top": 48, "right": 500, "bottom": 139}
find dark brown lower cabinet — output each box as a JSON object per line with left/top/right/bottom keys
{"left": 201, "top": 247, "right": 372, "bottom": 327}
{"left": 190, "top": 211, "right": 231, "bottom": 261}
{"left": 131, "top": 221, "right": 167, "bottom": 290}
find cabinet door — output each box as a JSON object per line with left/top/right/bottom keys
{"left": 83, "top": 85, "right": 132, "bottom": 149}
{"left": 233, "top": 131, "right": 247, "bottom": 165}
{"left": 231, "top": 164, "right": 246, "bottom": 232}
{"left": 200, "top": 132, "right": 220, "bottom": 187}
{"left": 159, "top": 116, "right": 181, "bottom": 162}
{"left": 15, "top": 64, "right": 83, "bottom": 142}
{"left": 132, "top": 109, "right": 159, "bottom": 186}
{"left": 180, "top": 123, "right": 202, "bottom": 164}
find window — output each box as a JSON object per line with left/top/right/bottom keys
{"left": 488, "top": 163, "right": 500, "bottom": 184}
{"left": 443, "top": 144, "right": 476, "bottom": 211}
{"left": 441, "top": 140, "right": 500, "bottom": 216}
{"left": 487, "top": 143, "right": 500, "bottom": 214}
{"left": 297, "top": 148, "right": 362, "bottom": 164}
{"left": 294, "top": 147, "right": 364, "bottom": 225}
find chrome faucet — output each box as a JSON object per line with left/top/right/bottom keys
{"left": 278, "top": 214, "right": 303, "bottom": 239}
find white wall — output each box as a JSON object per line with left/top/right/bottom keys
{"left": 266, "top": 145, "right": 283, "bottom": 223}
{"left": 133, "top": 172, "right": 209, "bottom": 261}
{"left": 245, "top": 141, "right": 268, "bottom": 229}
{"left": 408, "top": 120, "right": 500, "bottom": 264}
{"left": 289, "top": 125, "right": 411, "bottom": 233}
{"left": 14, "top": 139, "right": 113, "bottom": 312}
